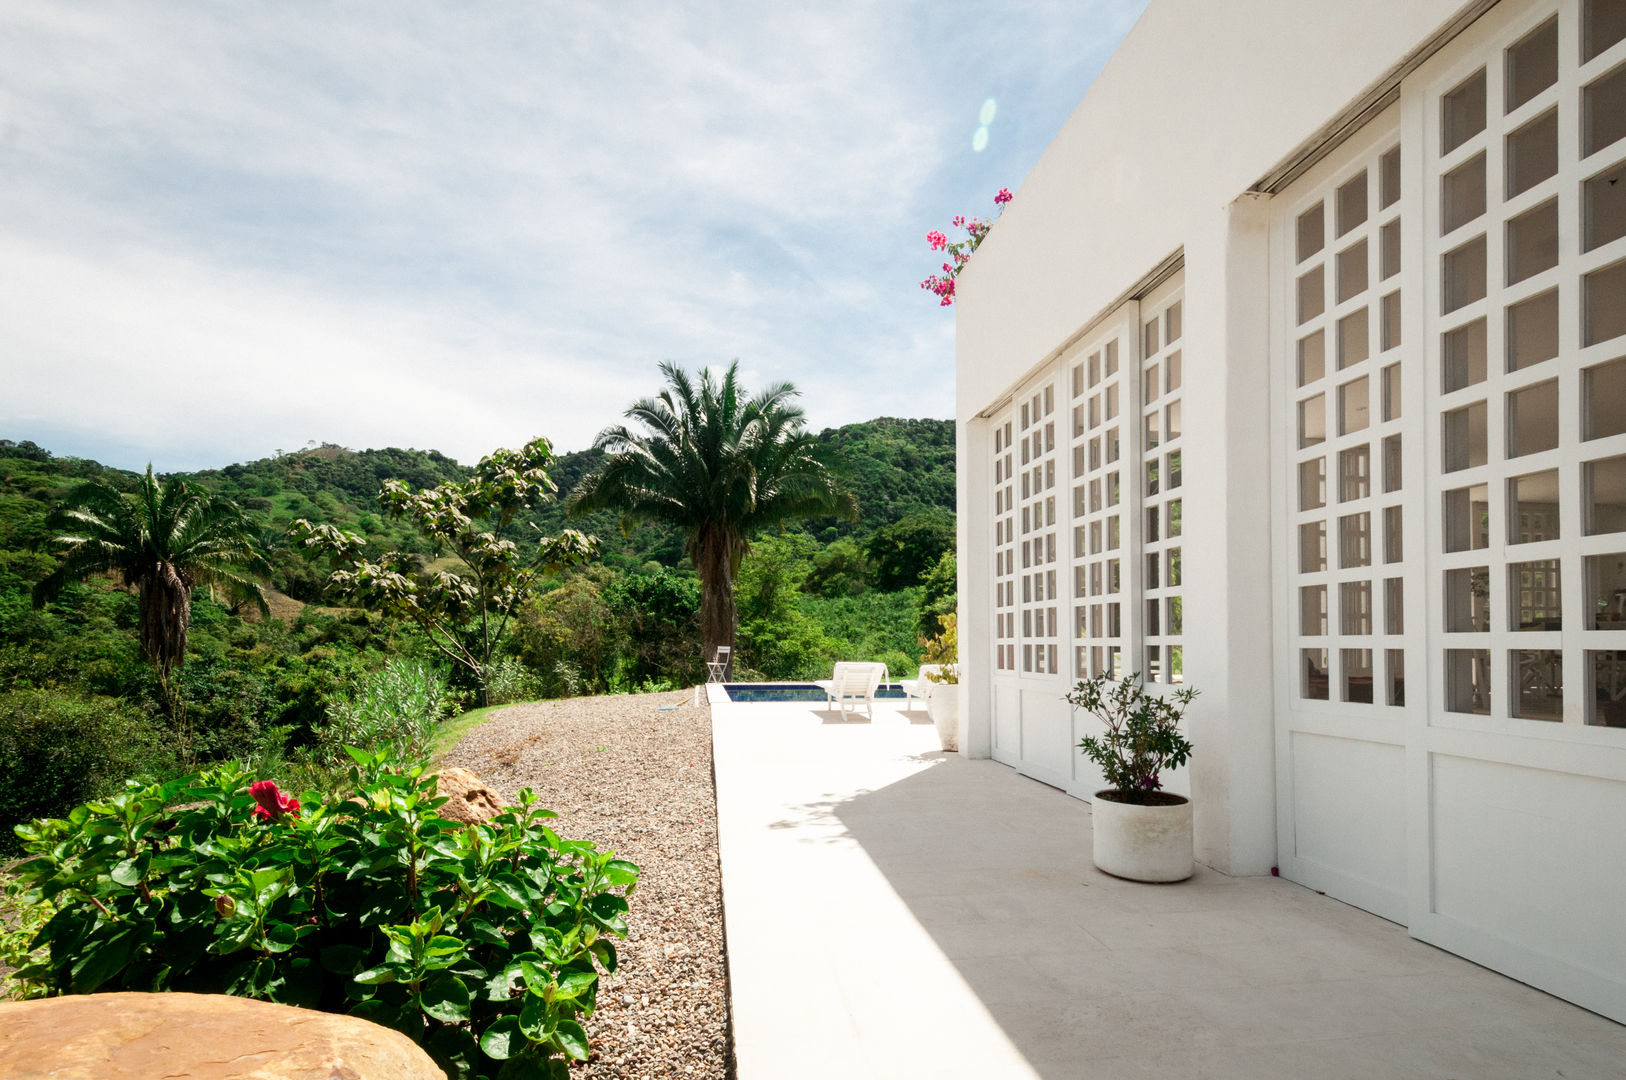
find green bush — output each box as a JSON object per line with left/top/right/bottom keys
{"left": 483, "top": 657, "right": 543, "bottom": 707}
{"left": 317, "top": 659, "right": 460, "bottom": 765}
{"left": 0, "top": 690, "right": 177, "bottom": 854}
{"left": 9, "top": 750, "right": 638, "bottom": 1078}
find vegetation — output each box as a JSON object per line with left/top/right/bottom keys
{"left": 569, "top": 362, "right": 857, "bottom": 675}
{"left": 8, "top": 751, "right": 637, "bottom": 1078}
{"left": 1065, "top": 674, "right": 1197, "bottom": 804}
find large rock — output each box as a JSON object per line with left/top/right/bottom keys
{"left": 434, "top": 766, "right": 504, "bottom": 825}
{"left": 0, "top": 991, "right": 445, "bottom": 1080}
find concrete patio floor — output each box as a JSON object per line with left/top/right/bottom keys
{"left": 711, "top": 696, "right": 1626, "bottom": 1079}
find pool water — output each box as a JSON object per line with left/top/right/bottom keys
{"left": 722, "top": 682, "right": 909, "bottom": 702}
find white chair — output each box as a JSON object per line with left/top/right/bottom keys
{"left": 706, "top": 646, "right": 731, "bottom": 684}
{"left": 813, "top": 661, "right": 888, "bottom": 718}
{"left": 901, "top": 664, "right": 943, "bottom": 709}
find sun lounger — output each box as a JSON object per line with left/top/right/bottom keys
{"left": 813, "top": 661, "right": 888, "bottom": 718}
{"left": 901, "top": 664, "right": 943, "bottom": 709}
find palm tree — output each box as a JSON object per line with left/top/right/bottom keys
{"left": 33, "top": 465, "right": 271, "bottom": 688}
{"left": 569, "top": 361, "right": 856, "bottom": 675}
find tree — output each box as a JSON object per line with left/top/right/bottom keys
{"left": 865, "top": 511, "right": 955, "bottom": 591}
{"left": 33, "top": 465, "right": 270, "bottom": 690}
{"left": 292, "top": 438, "right": 597, "bottom": 706}
{"left": 568, "top": 361, "right": 856, "bottom": 676}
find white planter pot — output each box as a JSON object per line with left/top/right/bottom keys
{"left": 926, "top": 685, "right": 960, "bottom": 751}
{"left": 1090, "top": 790, "right": 1193, "bottom": 883}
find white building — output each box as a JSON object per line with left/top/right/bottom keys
{"left": 954, "top": 0, "right": 1626, "bottom": 1023}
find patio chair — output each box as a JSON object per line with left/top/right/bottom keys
{"left": 901, "top": 664, "right": 943, "bottom": 709}
{"left": 813, "top": 661, "right": 888, "bottom": 718}
{"left": 706, "top": 646, "right": 731, "bottom": 684}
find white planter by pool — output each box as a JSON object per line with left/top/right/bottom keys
{"left": 927, "top": 685, "right": 959, "bottom": 752}
{"left": 1090, "top": 791, "right": 1193, "bottom": 883}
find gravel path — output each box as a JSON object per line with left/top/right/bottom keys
{"left": 442, "top": 689, "right": 730, "bottom": 1079}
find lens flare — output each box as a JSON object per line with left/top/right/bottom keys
{"left": 972, "top": 126, "right": 989, "bottom": 152}
{"left": 979, "top": 98, "right": 998, "bottom": 126}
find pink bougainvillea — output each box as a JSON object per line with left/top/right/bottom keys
{"left": 919, "top": 189, "right": 1012, "bottom": 307}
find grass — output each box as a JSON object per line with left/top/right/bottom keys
{"left": 431, "top": 703, "right": 514, "bottom": 760}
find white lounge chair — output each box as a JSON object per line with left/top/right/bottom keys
{"left": 814, "top": 661, "right": 888, "bottom": 718}
{"left": 901, "top": 664, "right": 943, "bottom": 709}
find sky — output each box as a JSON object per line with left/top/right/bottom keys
{"left": 0, "top": 1, "right": 1146, "bottom": 471}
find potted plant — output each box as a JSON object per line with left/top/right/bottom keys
{"left": 918, "top": 614, "right": 960, "bottom": 751}
{"left": 1064, "top": 672, "right": 1197, "bottom": 882}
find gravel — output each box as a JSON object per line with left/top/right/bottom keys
{"left": 442, "top": 689, "right": 730, "bottom": 1079}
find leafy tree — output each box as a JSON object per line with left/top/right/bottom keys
{"left": 865, "top": 511, "right": 954, "bottom": 591}
{"left": 292, "top": 438, "right": 597, "bottom": 706}
{"left": 568, "top": 361, "right": 856, "bottom": 675}
{"left": 734, "top": 534, "right": 833, "bottom": 679}
{"left": 32, "top": 465, "right": 270, "bottom": 690}
{"left": 918, "top": 548, "right": 957, "bottom": 638}
{"left": 804, "top": 536, "right": 870, "bottom": 598}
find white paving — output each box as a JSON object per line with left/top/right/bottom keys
{"left": 710, "top": 696, "right": 1626, "bottom": 1079}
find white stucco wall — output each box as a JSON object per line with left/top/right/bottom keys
{"left": 955, "top": 0, "right": 1483, "bottom": 875}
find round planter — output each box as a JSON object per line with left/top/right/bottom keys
{"left": 926, "top": 684, "right": 960, "bottom": 751}
{"left": 1090, "top": 790, "right": 1193, "bottom": 883}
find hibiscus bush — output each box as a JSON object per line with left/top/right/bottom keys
{"left": 7, "top": 749, "right": 638, "bottom": 1079}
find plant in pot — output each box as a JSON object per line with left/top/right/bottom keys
{"left": 1064, "top": 672, "right": 1197, "bottom": 883}
{"left": 918, "top": 614, "right": 960, "bottom": 751}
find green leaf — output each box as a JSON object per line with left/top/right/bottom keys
{"left": 109, "top": 852, "right": 150, "bottom": 887}
{"left": 552, "top": 1019, "right": 590, "bottom": 1062}
{"left": 601, "top": 859, "right": 640, "bottom": 886}
{"left": 555, "top": 970, "right": 597, "bottom": 1000}
{"left": 589, "top": 939, "right": 618, "bottom": 974}
{"left": 350, "top": 998, "right": 418, "bottom": 1040}
{"left": 353, "top": 964, "right": 400, "bottom": 985}
{"left": 320, "top": 943, "right": 367, "bottom": 975}
{"left": 479, "top": 1015, "right": 526, "bottom": 1060}
{"left": 518, "top": 990, "right": 553, "bottom": 1040}
{"left": 70, "top": 926, "right": 139, "bottom": 992}
{"left": 420, "top": 972, "right": 471, "bottom": 1023}
{"left": 424, "top": 1026, "right": 481, "bottom": 1080}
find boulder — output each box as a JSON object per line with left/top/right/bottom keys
{"left": 0, "top": 991, "right": 445, "bottom": 1080}
{"left": 434, "top": 766, "right": 504, "bottom": 825}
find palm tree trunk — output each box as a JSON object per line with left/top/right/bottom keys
{"left": 693, "top": 530, "right": 736, "bottom": 679}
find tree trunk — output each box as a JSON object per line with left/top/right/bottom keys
{"left": 693, "top": 529, "right": 737, "bottom": 680}
{"left": 138, "top": 563, "right": 190, "bottom": 681}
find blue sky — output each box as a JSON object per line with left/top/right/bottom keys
{"left": 0, "top": 1, "right": 1145, "bottom": 471}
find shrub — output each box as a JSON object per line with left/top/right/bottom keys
{"left": 0, "top": 690, "right": 177, "bottom": 854}
{"left": 318, "top": 659, "right": 460, "bottom": 765}
{"left": 1064, "top": 673, "right": 1197, "bottom": 804}
{"left": 483, "top": 657, "right": 543, "bottom": 707}
{"left": 9, "top": 750, "right": 638, "bottom": 1078}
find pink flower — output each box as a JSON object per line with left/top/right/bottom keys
{"left": 250, "top": 780, "right": 301, "bottom": 822}
{"left": 926, "top": 230, "right": 948, "bottom": 251}
{"left": 994, "top": 188, "right": 1013, "bottom": 204}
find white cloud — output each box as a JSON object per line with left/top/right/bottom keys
{"left": 0, "top": 0, "right": 1144, "bottom": 470}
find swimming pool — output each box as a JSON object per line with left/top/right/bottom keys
{"left": 722, "top": 682, "right": 910, "bottom": 703}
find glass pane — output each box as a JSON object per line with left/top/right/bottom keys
{"left": 1297, "top": 202, "right": 1325, "bottom": 262}
{"left": 1441, "top": 151, "right": 1486, "bottom": 234}
{"left": 1506, "top": 107, "right": 1558, "bottom": 198}
{"left": 1587, "top": 553, "right": 1626, "bottom": 629}
{"left": 1507, "top": 379, "right": 1560, "bottom": 457}
{"left": 1584, "top": 259, "right": 1626, "bottom": 346}
{"left": 1507, "top": 289, "right": 1560, "bottom": 371}
{"left": 1384, "top": 504, "right": 1403, "bottom": 563}
{"left": 1144, "top": 363, "right": 1160, "bottom": 403}
{"left": 1510, "top": 559, "right": 1562, "bottom": 630}
{"left": 1383, "top": 434, "right": 1403, "bottom": 492}
{"left": 1443, "top": 234, "right": 1488, "bottom": 313}
{"left": 1381, "top": 292, "right": 1402, "bottom": 351}
{"left": 1339, "top": 512, "right": 1371, "bottom": 567}
{"left": 1167, "top": 596, "right": 1182, "bottom": 635}
{"left": 1298, "top": 265, "right": 1326, "bottom": 324}
{"left": 1299, "top": 394, "right": 1326, "bottom": 447}
{"left": 1300, "top": 521, "right": 1327, "bottom": 573}
{"left": 1382, "top": 362, "right": 1403, "bottom": 421}
{"left": 1379, "top": 220, "right": 1401, "bottom": 280}
{"left": 1444, "top": 483, "right": 1491, "bottom": 551}
{"left": 1584, "top": 0, "right": 1626, "bottom": 62}
{"left": 1385, "top": 577, "right": 1404, "bottom": 635}
{"left": 1166, "top": 352, "right": 1182, "bottom": 392}
{"left": 1145, "top": 410, "right": 1160, "bottom": 450}
{"left": 1166, "top": 400, "right": 1182, "bottom": 441}
{"left": 1340, "top": 445, "right": 1370, "bottom": 502}
{"left": 1144, "top": 317, "right": 1160, "bottom": 356}
{"left": 1506, "top": 199, "right": 1559, "bottom": 285}
{"left": 1586, "top": 356, "right": 1626, "bottom": 439}
{"left": 1146, "top": 599, "right": 1160, "bottom": 636}
{"left": 1298, "top": 331, "right": 1326, "bottom": 385}
{"left": 1587, "top": 454, "right": 1626, "bottom": 533}
{"left": 1589, "top": 651, "right": 1626, "bottom": 726}
{"left": 1443, "top": 317, "right": 1488, "bottom": 391}
{"left": 1506, "top": 17, "right": 1558, "bottom": 111}
{"left": 1510, "top": 468, "right": 1561, "bottom": 543}
{"left": 1513, "top": 650, "right": 1564, "bottom": 721}
{"left": 1339, "top": 376, "right": 1370, "bottom": 435}
{"left": 1341, "top": 581, "right": 1372, "bottom": 635}
{"left": 1338, "top": 309, "right": 1369, "bottom": 369}
{"left": 1168, "top": 499, "right": 1182, "bottom": 536}
{"left": 1168, "top": 450, "right": 1182, "bottom": 488}
{"left": 1166, "top": 302, "right": 1183, "bottom": 343}
{"left": 1442, "top": 400, "right": 1488, "bottom": 471}
{"left": 1146, "top": 504, "right": 1160, "bottom": 542}
{"left": 1446, "top": 566, "right": 1491, "bottom": 632}
{"left": 1583, "top": 161, "right": 1626, "bottom": 252}
{"left": 1583, "top": 61, "right": 1626, "bottom": 157}
{"left": 1380, "top": 146, "right": 1401, "bottom": 209}
{"left": 1343, "top": 649, "right": 1374, "bottom": 704}
{"left": 1387, "top": 649, "right": 1406, "bottom": 706}
{"left": 1303, "top": 649, "right": 1330, "bottom": 700}
{"left": 1336, "top": 171, "right": 1368, "bottom": 237}
{"left": 1337, "top": 240, "right": 1369, "bottom": 302}
{"left": 1445, "top": 649, "right": 1492, "bottom": 714}
{"left": 1300, "top": 585, "right": 1327, "bottom": 635}
{"left": 1442, "top": 69, "right": 1487, "bottom": 155}
{"left": 1167, "top": 547, "right": 1181, "bottom": 587}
